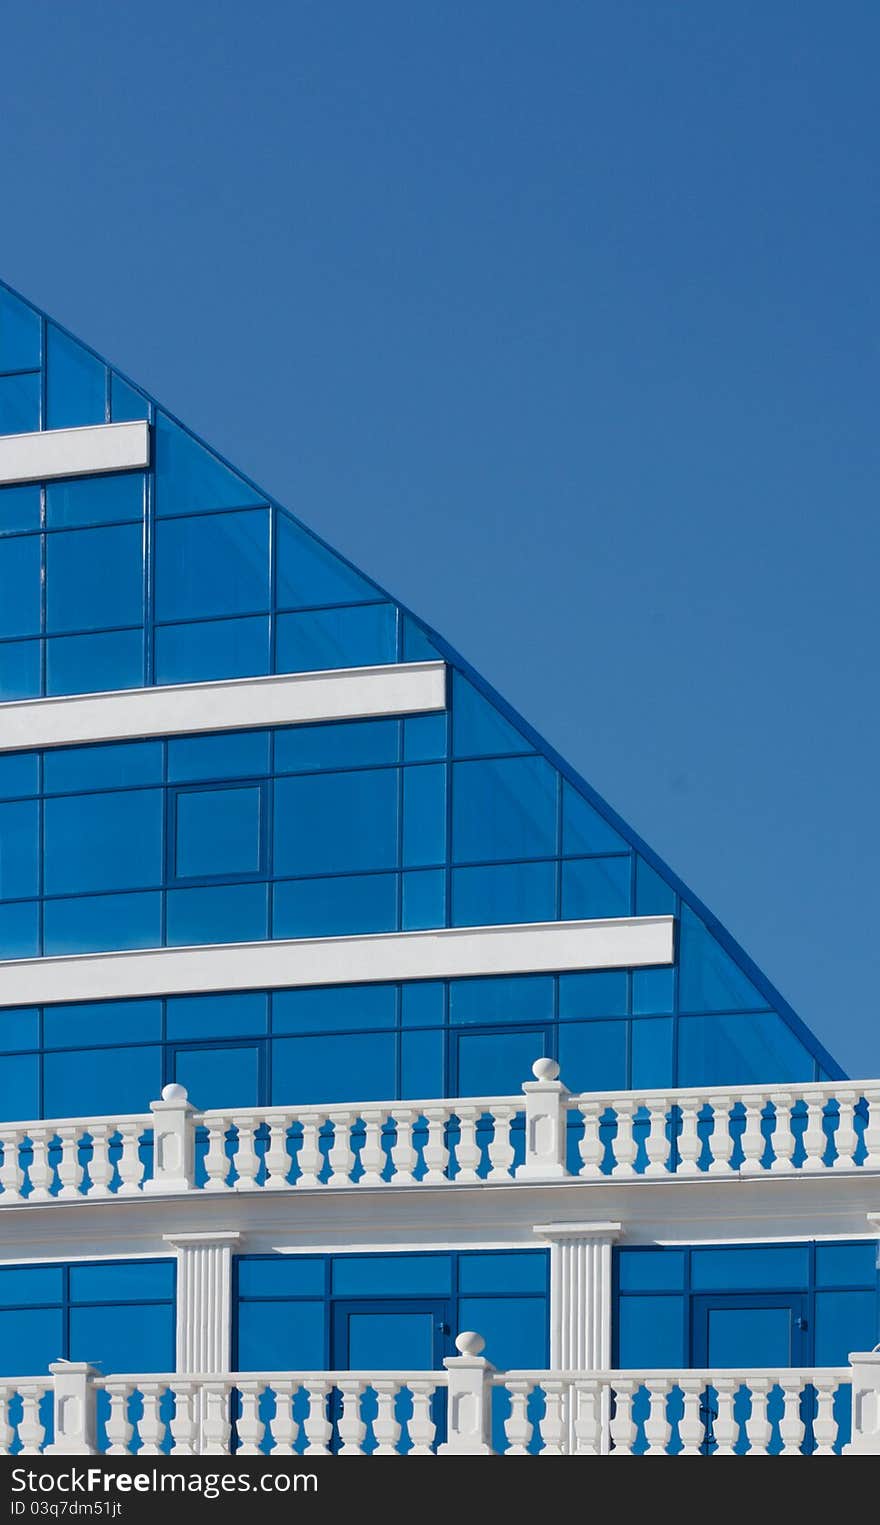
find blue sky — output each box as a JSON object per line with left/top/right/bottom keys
{"left": 1, "top": 2, "right": 877, "bottom": 1073}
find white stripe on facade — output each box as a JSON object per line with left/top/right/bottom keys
{"left": 0, "top": 661, "right": 447, "bottom": 752}
{"left": 0, "top": 916, "right": 674, "bottom": 1007}
{"left": 0, "top": 421, "right": 150, "bottom": 486}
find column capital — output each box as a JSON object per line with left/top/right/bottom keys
{"left": 162, "top": 1230, "right": 243, "bottom": 1250}
{"left": 532, "top": 1220, "right": 623, "bottom": 1243}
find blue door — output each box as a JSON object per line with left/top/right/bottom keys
{"left": 692, "top": 1293, "right": 809, "bottom": 1455}
{"left": 330, "top": 1298, "right": 452, "bottom": 1452}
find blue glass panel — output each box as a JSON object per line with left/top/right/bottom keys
{"left": 636, "top": 857, "right": 677, "bottom": 915}
{"left": 276, "top": 513, "right": 380, "bottom": 608}
{"left": 0, "top": 371, "right": 40, "bottom": 435}
{"left": 0, "top": 486, "right": 40, "bottom": 533}
{"left": 0, "top": 901, "right": 39, "bottom": 959}
{"left": 0, "top": 1308, "right": 63, "bottom": 1377}
{"left": 43, "top": 1000, "right": 161, "bottom": 1048}
{"left": 401, "top": 1028, "right": 444, "bottom": 1097}
{"left": 706, "top": 1307, "right": 794, "bottom": 1367}
{"left": 175, "top": 785, "right": 262, "bottom": 878}
{"left": 154, "top": 413, "right": 265, "bottom": 515}
{"left": 46, "top": 524, "right": 143, "bottom": 633}
{"left": 403, "top": 713, "right": 447, "bottom": 762}
{"left": 46, "top": 327, "right": 105, "bottom": 429}
{"left": 155, "top": 616, "right": 270, "bottom": 685}
{"left": 679, "top": 907, "right": 766, "bottom": 1013}
{"left": 273, "top": 873, "right": 398, "bottom": 938}
{"left": 275, "top": 603, "right": 397, "bottom": 672}
{"left": 562, "top": 783, "right": 627, "bottom": 855}
{"left": 168, "top": 730, "right": 270, "bottom": 783}
{"left": 236, "top": 1302, "right": 325, "bottom": 1371}
{"left": 331, "top": 1256, "right": 452, "bottom": 1297}
{"left": 0, "top": 537, "right": 41, "bottom": 637}
{"left": 110, "top": 374, "right": 149, "bottom": 422}
{"left": 449, "top": 975, "right": 554, "bottom": 1026}
{"left": 456, "top": 1028, "right": 546, "bottom": 1096}
{"left": 815, "top": 1244, "right": 878, "bottom": 1289}
{"left": 632, "top": 968, "right": 674, "bottom": 1015}
{"left": 43, "top": 891, "right": 161, "bottom": 955}
{"left": 346, "top": 1311, "right": 434, "bottom": 1370}
{"left": 0, "top": 800, "right": 39, "bottom": 899}
{"left": 557, "top": 1019, "right": 628, "bottom": 1091}
{"left": 274, "top": 769, "right": 398, "bottom": 875}
{"left": 0, "top": 1052, "right": 39, "bottom": 1118}
{"left": 401, "top": 982, "right": 444, "bottom": 1028}
{"left": 401, "top": 617, "right": 441, "bottom": 662}
{"left": 44, "top": 789, "right": 163, "bottom": 894}
{"left": 453, "top": 757, "right": 556, "bottom": 865}
{"left": 558, "top": 971, "right": 628, "bottom": 1019}
{"left": 815, "top": 1291, "right": 878, "bottom": 1365}
{"left": 155, "top": 510, "right": 270, "bottom": 620}
{"left": 678, "top": 1012, "right": 814, "bottom": 1088}
{"left": 451, "top": 861, "right": 556, "bottom": 927}
{"left": 69, "top": 1261, "right": 175, "bottom": 1303}
{"left": 0, "top": 753, "right": 39, "bottom": 799}
{"left": 0, "top": 289, "right": 41, "bottom": 372}
{"left": 272, "top": 985, "right": 395, "bottom": 1035}
{"left": 617, "top": 1296, "right": 686, "bottom": 1367}
{"left": 0, "top": 1266, "right": 64, "bottom": 1305}
{"left": 70, "top": 1303, "right": 174, "bottom": 1373}
{"left": 274, "top": 719, "right": 398, "bottom": 773}
{"left": 561, "top": 856, "right": 631, "bottom": 919}
{"left": 452, "top": 676, "right": 529, "bottom": 758}
{"left": 271, "top": 1033, "right": 396, "bottom": 1105}
{"left": 457, "top": 1297, "right": 547, "bottom": 1369}
{"left": 631, "top": 1018, "right": 674, "bottom": 1089}
{"left": 402, "top": 869, "right": 445, "bottom": 929}
{"left": 173, "top": 1044, "right": 261, "bottom": 1109}
{"left": 459, "top": 1252, "right": 547, "bottom": 1295}
{"left": 402, "top": 765, "right": 446, "bottom": 868}
{"left": 166, "top": 883, "right": 268, "bottom": 946}
{"left": 0, "top": 640, "right": 41, "bottom": 700}
{"left": 617, "top": 1250, "right": 686, "bottom": 1293}
{"left": 43, "top": 1045, "right": 161, "bottom": 1116}
{"left": 0, "top": 1008, "right": 39, "bottom": 1052}
{"left": 166, "top": 993, "right": 268, "bottom": 1041}
{"left": 46, "top": 473, "right": 145, "bottom": 528}
{"left": 46, "top": 629, "right": 144, "bottom": 695}
{"left": 690, "top": 1247, "right": 810, "bottom": 1292}
{"left": 237, "top": 1259, "right": 325, "bottom": 1298}
{"left": 44, "top": 741, "right": 163, "bottom": 794}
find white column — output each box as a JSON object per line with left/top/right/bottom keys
{"left": 163, "top": 1232, "right": 241, "bottom": 1373}
{"left": 534, "top": 1221, "right": 621, "bottom": 1455}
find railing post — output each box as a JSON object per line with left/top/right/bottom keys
{"left": 515, "top": 1058, "right": 570, "bottom": 1180}
{"left": 846, "top": 1351, "right": 880, "bottom": 1454}
{"left": 45, "top": 1361, "right": 98, "bottom": 1455}
{"left": 437, "top": 1332, "right": 496, "bottom": 1455}
{"left": 144, "top": 1083, "right": 196, "bottom": 1194}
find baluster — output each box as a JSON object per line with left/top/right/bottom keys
{"left": 56, "top": 1126, "right": 84, "bottom": 1199}
{"left": 358, "top": 1108, "right": 388, "bottom": 1186}
{"left": 778, "top": 1379, "right": 805, "bottom": 1454}
{"left": 27, "top": 1128, "right": 54, "bottom": 1201}
{"left": 745, "top": 1378, "right": 772, "bottom": 1455}
{"left": 327, "top": 1112, "right": 357, "bottom": 1187}
{"left": 407, "top": 1381, "right": 437, "bottom": 1455}
{"left": 676, "top": 1096, "right": 703, "bottom": 1176}
{"left": 336, "top": 1379, "right": 367, "bottom": 1455}
{"left": 390, "top": 1109, "right": 418, "bottom": 1184}
{"left": 203, "top": 1118, "right": 231, "bottom": 1191}
{"left": 302, "top": 1382, "right": 332, "bottom": 1454}
{"left": 610, "top": 1100, "right": 637, "bottom": 1177}
{"left": 800, "top": 1091, "right": 828, "bottom": 1172}
{"left": 769, "top": 1093, "right": 796, "bottom": 1173}
{"left": 643, "top": 1099, "right": 670, "bottom": 1176}
{"left": 17, "top": 1386, "right": 46, "bottom": 1454}
{"left": 263, "top": 1115, "right": 293, "bottom": 1190}
{"left": 861, "top": 1085, "right": 880, "bottom": 1169}
{"left": 454, "top": 1106, "right": 482, "bottom": 1183}
{"left": 116, "top": 1122, "right": 144, "bottom": 1195}
{"left": 572, "top": 1379, "right": 602, "bottom": 1455}
{"left": 609, "top": 1379, "right": 637, "bottom": 1455}
{"left": 236, "top": 1381, "right": 266, "bottom": 1454}
{"left": 0, "top": 1129, "right": 24, "bottom": 1201}
{"left": 706, "top": 1095, "right": 735, "bottom": 1175}
{"left": 296, "top": 1114, "right": 324, "bottom": 1188}
{"left": 421, "top": 1108, "right": 450, "bottom": 1184}
{"left": 487, "top": 1105, "right": 516, "bottom": 1181}
{"left": 137, "top": 1383, "right": 168, "bottom": 1454}
{"left": 643, "top": 1379, "right": 671, "bottom": 1455}
{"left": 232, "top": 1116, "right": 260, "bottom": 1191}
{"left": 371, "top": 1381, "right": 402, "bottom": 1455}
{"left": 577, "top": 1101, "right": 603, "bottom": 1179}
{"left": 268, "top": 1381, "right": 299, "bottom": 1454}
{"left": 832, "top": 1090, "right": 858, "bottom": 1170}
{"left": 503, "top": 1381, "right": 534, "bottom": 1455}
{"left": 0, "top": 1388, "right": 14, "bottom": 1455}
{"left": 104, "top": 1382, "right": 134, "bottom": 1454}
{"left": 538, "top": 1380, "right": 566, "bottom": 1455}
{"left": 677, "top": 1378, "right": 706, "bottom": 1455}
{"left": 812, "top": 1378, "right": 839, "bottom": 1455}
{"left": 739, "top": 1096, "right": 767, "bottom": 1175}
{"left": 86, "top": 1125, "right": 113, "bottom": 1197}
{"left": 712, "top": 1378, "right": 739, "bottom": 1454}
{"left": 170, "top": 1383, "right": 198, "bottom": 1455}
{"left": 202, "top": 1381, "right": 233, "bottom": 1454}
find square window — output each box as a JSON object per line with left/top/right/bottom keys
{"left": 274, "top": 769, "right": 398, "bottom": 877}
{"left": 46, "top": 524, "right": 144, "bottom": 634}
{"left": 172, "top": 784, "right": 264, "bottom": 880}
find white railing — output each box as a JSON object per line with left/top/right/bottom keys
{"left": 3, "top": 1339, "right": 874, "bottom": 1455}
{"left": 0, "top": 1062, "right": 878, "bottom": 1202}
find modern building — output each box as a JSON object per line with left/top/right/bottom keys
{"left": 0, "top": 277, "right": 877, "bottom": 1458}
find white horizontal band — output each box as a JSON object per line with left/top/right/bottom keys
{"left": 0, "top": 422, "right": 150, "bottom": 486}
{"left": 0, "top": 662, "right": 446, "bottom": 752}
{"left": 0, "top": 917, "right": 674, "bottom": 1007}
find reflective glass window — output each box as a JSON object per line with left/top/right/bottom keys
{"left": 678, "top": 907, "right": 766, "bottom": 1013}
{"left": 43, "top": 1044, "right": 161, "bottom": 1116}
{"left": 165, "top": 883, "right": 268, "bottom": 946}
{"left": 275, "top": 513, "right": 380, "bottom": 608}
{"left": 618, "top": 1250, "right": 687, "bottom": 1293}
{"left": 677, "top": 1012, "right": 815, "bottom": 1088}
{"left": 0, "top": 799, "right": 39, "bottom": 900}
{"left": 401, "top": 1027, "right": 444, "bottom": 1096}
{"left": 168, "top": 730, "right": 270, "bottom": 783}
{"left": 331, "top": 1256, "right": 451, "bottom": 1297}
{"left": 0, "top": 1008, "right": 39, "bottom": 1052}
{"left": 154, "top": 616, "right": 270, "bottom": 684}
{"left": 43, "top": 890, "right": 162, "bottom": 955}
{"left": 403, "top": 713, "right": 447, "bottom": 762}
{"left": 635, "top": 856, "right": 677, "bottom": 915}
{"left": 0, "top": 289, "right": 41, "bottom": 372}
{"left": 403, "top": 764, "right": 446, "bottom": 867}
{"left": 631, "top": 1017, "right": 674, "bottom": 1088}
{"left": 46, "top": 326, "right": 105, "bottom": 429}
{"left": 561, "top": 855, "right": 631, "bottom": 919}
{"left": 271, "top": 1032, "right": 396, "bottom": 1105}
{"left": 274, "top": 719, "right": 398, "bottom": 774}
{"left": 0, "top": 1053, "right": 39, "bottom": 1119}
{"left": 0, "top": 485, "right": 40, "bottom": 534}
{"left": 632, "top": 967, "right": 674, "bottom": 1015}
{"left": 458, "top": 1253, "right": 546, "bottom": 1295}
{"left": 237, "top": 1259, "right": 325, "bottom": 1298}
{"left": 274, "top": 769, "right": 398, "bottom": 876}
{"left": 455, "top": 1027, "right": 548, "bottom": 1096}
{"left": 44, "top": 741, "right": 162, "bottom": 795}
{"left": 0, "top": 900, "right": 40, "bottom": 959}
{"left": 452, "top": 757, "right": 556, "bottom": 863}
{"left": 562, "top": 782, "right": 627, "bottom": 855}
{"left": 272, "top": 985, "right": 396, "bottom": 1035}
{"left": 275, "top": 602, "right": 397, "bottom": 673}
{"left": 46, "top": 629, "right": 144, "bottom": 694}
{"left": 0, "top": 371, "right": 40, "bottom": 435}
{"left": 273, "top": 874, "right": 397, "bottom": 938}
{"left": 449, "top": 974, "right": 554, "bottom": 1026}
{"left": 0, "top": 639, "right": 41, "bottom": 700}
{"left": 172, "top": 1044, "right": 261, "bottom": 1110}
{"left": 0, "top": 752, "right": 39, "bottom": 799}
{"left": 46, "top": 524, "right": 143, "bottom": 633}
{"left": 557, "top": 1019, "right": 628, "bottom": 1091}
{"left": 451, "top": 675, "right": 528, "bottom": 757}
{"left": 173, "top": 785, "right": 263, "bottom": 879}
{"left": 0, "top": 536, "right": 41, "bottom": 637}
{"left": 44, "top": 789, "right": 163, "bottom": 894}
{"left": 166, "top": 992, "right": 268, "bottom": 1041}
{"left": 451, "top": 861, "right": 556, "bottom": 927}
{"left": 69, "top": 1261, "right": 175, "bottom": 1304}
{"left": 46, "top": 473, "right": 145, "bottom": 529}
{"left": 558, "top": 970, "right": 628, "bottom": 1019}
{"left": 43, "top": 1000, "right": 161, "bottom": 1048}
{"left": 401, "top": 868, "right": 445, "bottom": 928}
{"left": 154, "top": 413, "right": 264, "bottom": 515}
{"left": 155, "top": 510, "right": 270, "bottom": 620}
{"left": 816, "top": 1244, "right": 878, "bottom": 1289}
